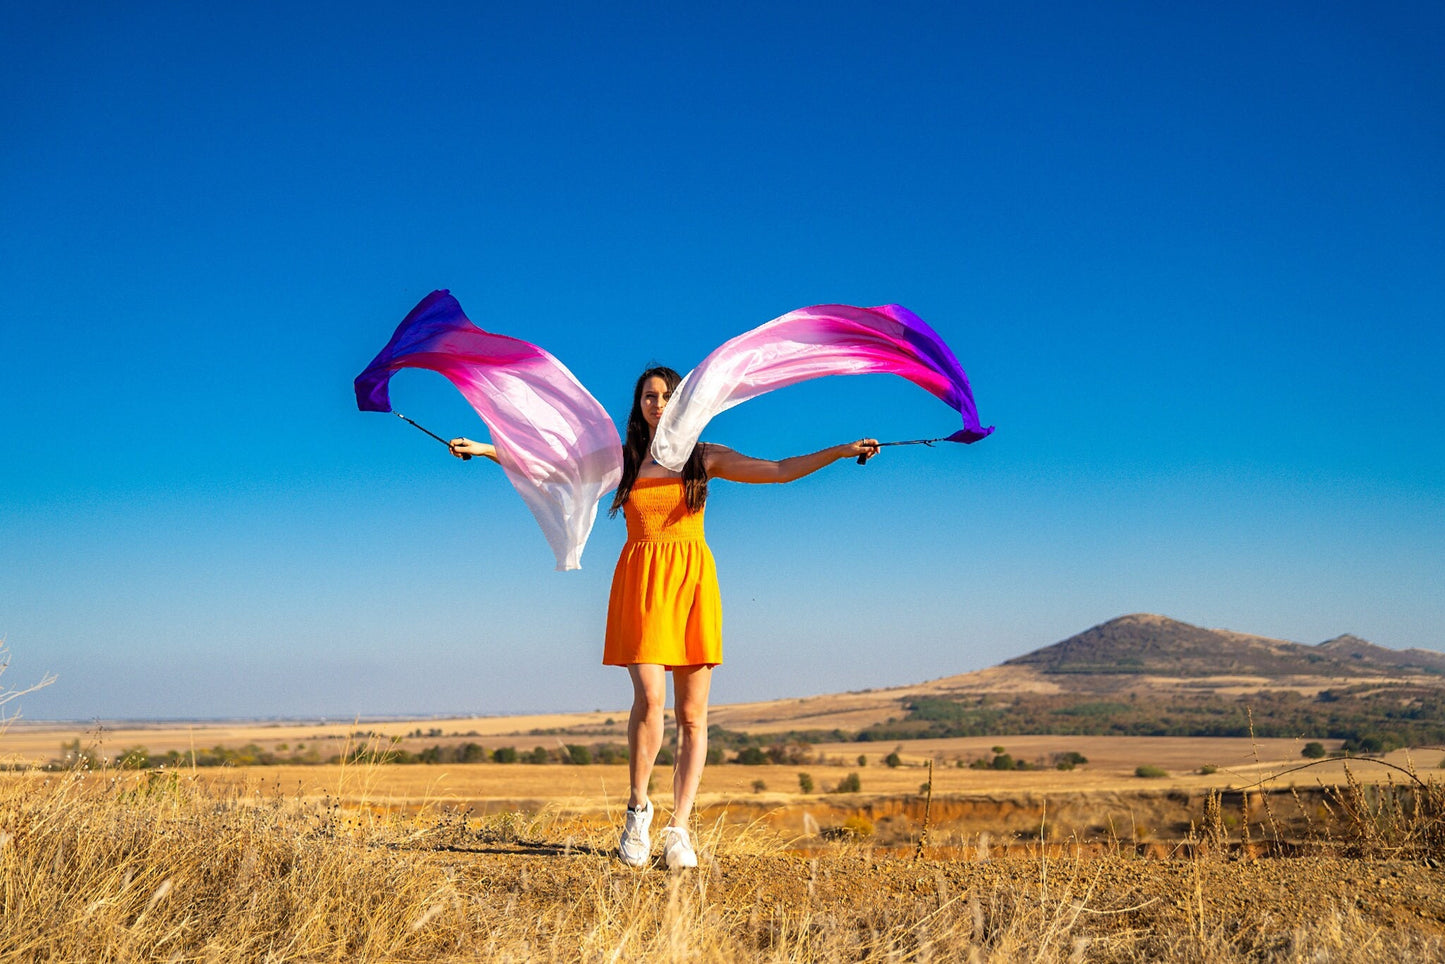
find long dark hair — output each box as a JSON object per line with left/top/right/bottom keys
{"left": 609, "top": 366, "right": 708, "bottom": 517}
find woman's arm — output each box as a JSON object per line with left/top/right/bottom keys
{"left": 448, "top": 437, "right": 500, "bottom": 463}
{"left": 705, "top": 439, "right": 879, "bottom": 484}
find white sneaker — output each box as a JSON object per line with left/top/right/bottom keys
{"left": 618, "top": 802, "right": 653, "bottom": 867}
{"left": 661, "top": 826, "right": 697, "bottom": 870}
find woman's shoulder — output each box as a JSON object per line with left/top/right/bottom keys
{"left": 699, "top": 441, "right": 733, "bottom": 460}
{"left": 699, "top": 441, "right": 723, "bottom": 474}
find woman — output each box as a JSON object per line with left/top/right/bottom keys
{"left": 452, "top": 366, "right": 878, "bottom": 869}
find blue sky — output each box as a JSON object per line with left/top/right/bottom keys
{"left": 2, "top": 2, "right": 1441, "bottom": 720}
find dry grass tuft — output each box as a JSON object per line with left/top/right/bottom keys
{"left": 1321, "top": 759, "right": 1445, "bottom": 861}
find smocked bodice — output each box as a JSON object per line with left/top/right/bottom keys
{"left": 622, "top": 478, "right": 706, "bottom": 543}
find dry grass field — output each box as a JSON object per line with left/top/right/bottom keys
{"left": 76, "top": 740, "right": 1432, "bottom": 807}
{"left": 2, "top": 713, "right": 1421, "bottom": 775}
{"left": 6, "top": 676, "right": 1445, "bottom": 959}
{"left": 3, "top": 756, "right": 1444, "bottom": 962}
{"left": 0, "top": 713, "right": 629, "bottom": 767}
{"left": 7, "top": 714, "right": 1437, "bottom": 797}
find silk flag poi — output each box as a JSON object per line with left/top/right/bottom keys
{"left": 650, "top": 303, "right": 993, "bottom": 471}
{"left": 355, "top": 290, "right": 622, "bottom": 571}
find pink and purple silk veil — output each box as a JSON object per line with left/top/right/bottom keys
{"left": 650, "top": 303, "right": 993, "bottom": 471}
{"left": 355, "top": 290, "right": 622, "bottom": 571}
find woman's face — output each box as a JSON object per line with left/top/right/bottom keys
{"left": 639, "top": 376, "right": 671, "bottom": 432}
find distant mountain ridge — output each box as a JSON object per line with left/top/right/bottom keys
{"left": 1314, "top": 633, "right": 1445, "bottom": 674}
{"left": 1003, "top": 613, "right": 1445, "bottom": 678}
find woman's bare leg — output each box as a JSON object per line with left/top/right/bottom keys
{"left": 667, "top": 664, "right": 713, "bottom": 828}
{"left": 627, "top": 663, "right": 667, "bottom": 809}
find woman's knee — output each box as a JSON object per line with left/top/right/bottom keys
{"left": 674, "top": 702, "right": 708, "bottom": 737}
{"left": 629, "top": 666, "right": 668, "bottom": 716}
{"left": 635, "top": 695, "right": 666, "bottom": 725}
{"left": 671, "top": 666, "right": 712, "bottom": 733}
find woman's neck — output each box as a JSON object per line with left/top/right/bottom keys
{"left": 636, "top": 430, "right": 679, "bottom": 477}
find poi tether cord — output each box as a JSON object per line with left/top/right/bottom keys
{"left": 856, "top": 436, "right": 954, "bottom": 464}
{"left": 394, "top": 412, "right": 471, "bottom": 459}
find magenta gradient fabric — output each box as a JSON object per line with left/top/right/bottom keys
{"left": 355, "top": 290, "right": 622, "bottom": 570}
{"left": 650, "top": 303, "right": 993, "bottom": 470}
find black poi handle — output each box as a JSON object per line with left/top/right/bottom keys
{"left": 396, "top": 413, "right": 470, "bottom": 459}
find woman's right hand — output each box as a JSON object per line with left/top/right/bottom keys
{"left": 448, "top": 437, "right": 498, "bottom": 462}
{"left": 845, "top": 438, "right": 881, "bottom": 464}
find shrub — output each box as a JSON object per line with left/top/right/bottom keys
{"left": 1198, "top": 764, "right": 1218, "bottom": 775}
{"left": 525, "top": 746, "right": 550, "bottom": 764}
{"left": 857, "top": 754, "right": 868, "bottom": 767}
{"left": 751, "top": 779, "right": 767, "bottom": 793}
{"left": 885, "top": 752, "right": 902, "bottom": 768}
{"left": 735, "top": 746, "right": 767, "bottom": 765}
{"left": 1052, "top": 751, "right": 1088, "bottom": 770}
{"left": 1302, "top": 741, "right": 1327, "bottom": 759}
{"left": 776, "top": 742, "right": 814, "bottom": 765}
{"left": 565, "top": 744, "right": 592, "bottom": 766}
{"left": 798, "top": 772, "right": 814, "bottom": 794}
{"left": 1135, "top": 765, "right": 1168, "bottom": 778}
{"left": 991, "top": 753, "right": 1016, "bottom": 771}
{"left": 492, "top": 746, "right": 518, "bottom": 763}
{"left": 831, "top": 773, "right": 861, "bottom": 793}
{"left": 1341, "top": 733, "right": 1404, "bottom": 755}
{"left": 706, "top": 746, "right": 724, "bottom": 765}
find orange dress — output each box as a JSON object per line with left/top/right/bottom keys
{"left": 603, "top": 477, "right": 723, "bottom": 668}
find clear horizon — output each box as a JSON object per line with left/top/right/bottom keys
{"left": 6, "top": 608, "right": 1438, "bottom": 723}
{"left": 3, "top": 3, "right": 1442, "bottom": 720}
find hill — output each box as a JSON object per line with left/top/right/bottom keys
{"left": 1003, "top": 613, "right": 1444, "bottom": 678}
{"left": 825, "top": 614, "right": 1445, "bottom": 746}
{"left": 1315, "top": 633, "right": 1445, "bottom": 674}
{"left": 704, "top": 613, "right": 1441, "bottom": 729}
{"left": 702, "top": 614, "right": 1445, "bottom": 749}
